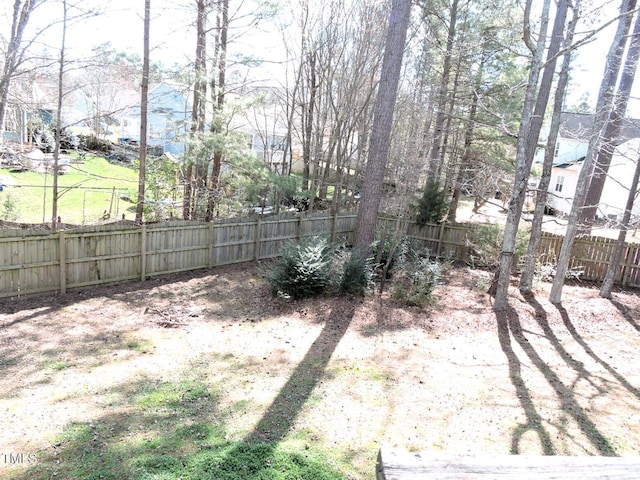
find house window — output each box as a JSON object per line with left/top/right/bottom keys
{"left": 555, "top": 175, "right": 564, "bottom": 193}
{"left": 554, "top": 143, "right": 560, "bottom": 157}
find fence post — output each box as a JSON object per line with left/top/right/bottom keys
{"left": 140, "top": 225, "right": 147, "bottom": 281}
{"left": 331, "top": 211, "right": 338, "bottom": 242}
{"left": 622, "top": 243, "right": 634, "bottom": 287}
{"left": 298, "top": 213, "right": 304, "bottom": 241}
{"left": 59, "top": 232, "right": 66, "bottom": 294}
{"left": 254, "top": 217, "right": 262, "bottom": 261}
{"left": 437, "top": 221, "right": 446, "bottom": 257}
{"left": 208, "top": 222, "right": 214, "bottom": 268}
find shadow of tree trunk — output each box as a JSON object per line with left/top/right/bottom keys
{"left": 501, "top": 305, "right": 617, "bottom": 455}
{"left": 555, "top": 304, "right": 640, "bottom": 401}
{"left": 247, "top": 301, "right": 356, "bottom": 443}
{"left": 495, "top": 308, "right": 555, "bottom": 455}
{"left": 609, "top": 298, "right": 640, "bottom": 334}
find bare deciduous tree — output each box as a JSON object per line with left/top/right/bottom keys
{"left": 519, "top": 0, "right": 580, "bottom": 293}
{"left": 0, "top": 0, "right": 45, "bottom": 143}
{"left": 578, "top": 2, "right": 640, "bottom": 232}
{"left": 135, "top": 0, "right": 151, "bottom": 224}
{"left": 493, "top": 0, "right": 568, "bottom": 310}
{"left": 550, "top": 0, "right": 637, "bottom": 304}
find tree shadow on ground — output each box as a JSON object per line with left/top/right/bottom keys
{"left": 609, "top": 298, "right": 640, "bottom": 333}
{"left": 247, "top": 301, "right": 356, "bottom": 442}
{"left": 495, "top": 307, "right": 555, "bottom": 455}
{"left": 0, "top": 327, "right": 150, "bottom": 398}
{"left": 496, "top": 302, "right": 617, "bottom": 456}
{"left": 554, "top": 303, "right": 640, "bottom": 401}
{"left": 0, "top": 263, "right": 241, "bottom": 317}
{"left": 6, "top": 301, "right": 356, "bottom": 480}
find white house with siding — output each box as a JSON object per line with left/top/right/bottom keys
{"left": 548, "top": 138, "right": 640, "bottom": 220}
{"left": 537, "top": 112, "right": 640, "bottom": 218}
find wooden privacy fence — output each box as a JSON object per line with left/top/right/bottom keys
{"left": 2, "top": 213, "right": 640, "bottom": 299}
{"left": 536, "top": 231, "right": 640, "bottom": 287}
{"left": 0, "top": 211, "right": 358, "bottom": 299}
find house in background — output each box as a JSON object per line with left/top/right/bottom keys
{"left": 537, "top": 112, "right": 640, "bottom": 217}
{"left": 548, "top": 137, "right": 640, "bottom": 220}
{"left": 119, "top": 82, "right": 191, "bottom": 155}
{"left": 227, "top": 87, "right": 297, "bottom": 174}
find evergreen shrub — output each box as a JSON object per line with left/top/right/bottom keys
{"left": 263, "top": 237, "right": 334, "bottom": 299}
{"left": 339, "top": 250, "right": 373, "bottom": 296}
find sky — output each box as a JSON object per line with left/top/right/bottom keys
{"left": 562, "top": 0, "right": 639, "bottom": 115}
{"left": 0, "top": 0, "right": 286, "bottom": 80}
{"left": 1, "top": 0, "right": 637, "bottom": 114}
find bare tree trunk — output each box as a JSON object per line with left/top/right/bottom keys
{"left": 427, "top": 0, "right": 458, "bottom": 181}
{"left": 0, "top": 0, "right": 40, "bottom": 143}
{"left": 600, "top": 153, "right": 640, "bottom": 298}
{"left": 135, "top": 0, "right": 151, "bottom": 225}
{"left": 550, "top": 0, "right": 636, "bottom": 303}
{"left": 448, "top": 48, "right": 485, "bottom": 221}
{"left": 578, "top": 5, "right": 640, "bottom": 232}
{"left": 519, "top": 0, "right": 580, "bottom": 293}
{"left": 492, "top": 0, "right": 554, "bottom": 309}
{"left": 302, "top": 50, "right": 317, "bottom": 193}
{"left": 51, "top": 0, "right": 67, "bottom": 232}
{"left": 354, "top": 0, "right": 411, "bottom": 252}
{"left": 183, "top": 0, "right": 207, "bottom": 219}
{"left": 206, "top": 0, "right": 228, "bottom": 221}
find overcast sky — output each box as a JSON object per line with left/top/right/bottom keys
{"left": 1, "top": 0, "right": 638, "bottom": 114}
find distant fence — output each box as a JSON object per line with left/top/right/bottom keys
{"left": 536, "top": 231, "right": 640, "bottom": 287}
{"left": 1, "top": 213, "right": 640, "bottom": 299}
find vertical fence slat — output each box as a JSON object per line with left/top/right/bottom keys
{"left": 140, "top": 225, "right": 147, "bottom": 281}
{"left": 59, "top": 232, "right": 66, "bottom": 294}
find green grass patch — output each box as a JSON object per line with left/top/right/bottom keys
{"left": 125, "top": 338, "right": 153, "bottom": 353}
{"left": 1, "top": 156, "right": 138, "bottom": 224}
{"left": 42, "top": 360, "right": 70, "bottom": 371}
{"left": 7, "top": 378, "right": 345, "bottom": 480}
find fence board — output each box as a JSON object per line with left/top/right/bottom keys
{"left": 0, "top": 236, "right": 59, "bottom": 298}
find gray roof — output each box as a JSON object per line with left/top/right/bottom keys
{"left": 559, "top": 112, "right": 640, "bottom": 144}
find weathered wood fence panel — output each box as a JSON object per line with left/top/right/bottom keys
{"left": 0, "top": 234, "right": 59, "bottom": 297}
{"left": 622, "top": 243, "right": 640, "bottom": 286}
{"left": 64, "top": 229, "right": 142, "bottom": 291}
{"left": 257, "top": 216, "right": 299, "bottom": 259}
{"left": 145, "top": 223, "right": 210, "bottom": 277}
{"left": 376, "top": 217, "right": 472, "bottom": 260}
{"left": 538, "top": 232, "right": 640, "bottom": 287}
{"left": 2, "top": 213, "right": 640, "bottom": 299}
{"left": 210, "top": 218, "right": 256, "bottom": 266}
{"left": 0, "top": 212, "right": 359, "bottom": 299}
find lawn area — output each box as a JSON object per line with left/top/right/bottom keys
{"left": 1, "top": 263, "right": 640, "bottom": 479}
{"left": 0, "top": 156, "right": 139, "bottom": 225}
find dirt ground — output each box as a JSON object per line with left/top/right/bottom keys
{"left": 1, "top": 262, "right": 640, "bottom": 478}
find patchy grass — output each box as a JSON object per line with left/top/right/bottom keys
{"left": 9, "top": 376, "right": 343, "bottom": 480}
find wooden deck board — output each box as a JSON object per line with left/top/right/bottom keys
{"left": 376, "top": 448, "right": 640, "bottom": 479}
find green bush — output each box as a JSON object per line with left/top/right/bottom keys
{"left": 339, "top": 250, "right": 373, "bottom": 296}
{"left": 263, "top": 237, "right": 334, "bottom": 299}
{"left": 392, "top": 256, "right": 446, "bottom": 307}
{"left": 1, "top": 191, "right": 19, "bottom": 221}
{"left": 371, "top": 231, "right": 409, "bottom": 278}
{"left": 467, "top": 223, "right": 529, "bottom": 270}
